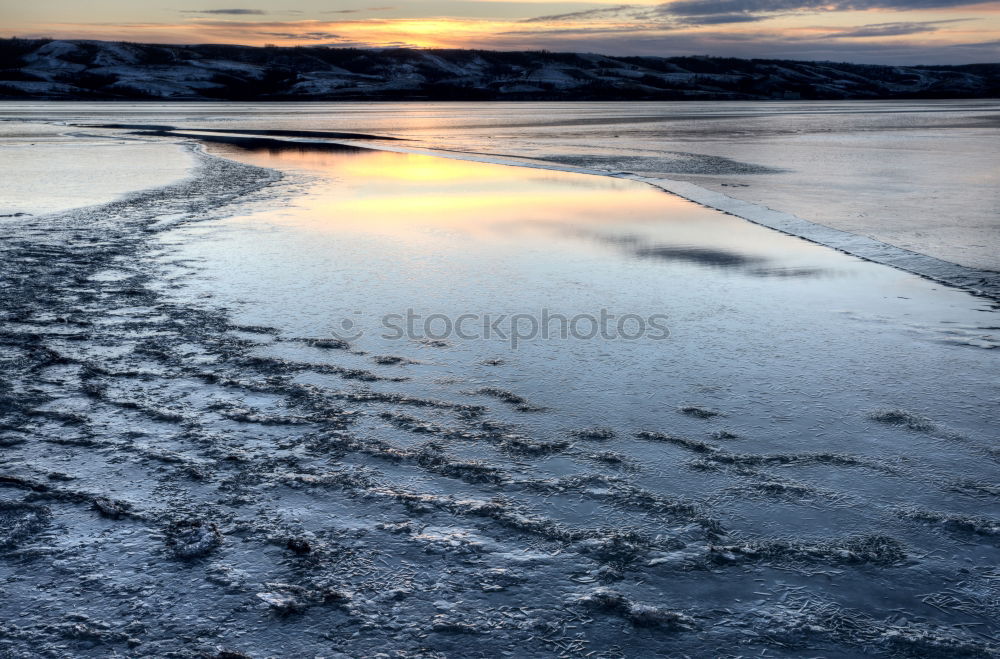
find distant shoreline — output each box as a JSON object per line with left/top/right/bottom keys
{"left": 3, "top": 38, "right": 998, "bottom": 102}
{"left": 5, "top": 96, "right": 1000, "bottom": 102}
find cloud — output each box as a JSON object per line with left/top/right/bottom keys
{"left": 655, "top": 0, "right": 990, "bottom": 20}
{"left": 523, "top": 0, "right": 994, "bottom": 28}
{"left": 324, "top": 6, "right": 394, "bottom": 14}
{"left": 260, "top": 31, "right": 343, "bottom": 40}
{"left": 181, "top": 8, "right": 268, "bottom": 15}
{"left": 821, "top": 18, "right": 972, "bottom": 37}
{"left": 674, "top": 13, "right": 769, "bottom": 23}
{"left": 502, "top": 24, "right": 672, "bottom": 36}
{"left": 488, "top": 28, "right": 1000, "bottom": 64}
{"left": 8, "top": 7, "right": 997, "bottom": 66}
{"left": 522, "top": 5, "right": 639, "bottom": 23}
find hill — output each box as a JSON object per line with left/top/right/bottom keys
{"left": 1, "top": 38, "right": 998, "bottom": 101}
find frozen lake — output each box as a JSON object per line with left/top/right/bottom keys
{"left": 4, "top": 98, "right": 999, "bottom": 269}
{"left": 0, "top": 104, "right": 998, "bottom": 657}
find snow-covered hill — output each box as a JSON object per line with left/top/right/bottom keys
{"left": 2, "top": 38, "right": 998, "bottom": 101}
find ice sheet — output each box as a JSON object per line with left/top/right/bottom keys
{"left": 1, "top": 108, "right": 998, "bottom": 658}
{"left": 0, "top": 121, "right": 195, "bottom": 217}
{"left": 2, "top": 99, "right": 995, "bottom": 268}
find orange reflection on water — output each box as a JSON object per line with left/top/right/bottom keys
{"left": 230, "top": 147, "right": 683, "bottom": 226}
{"left": 217, "top": 144, "right": 832, "bottom": 268}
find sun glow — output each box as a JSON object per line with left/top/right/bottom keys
{"left": 2, "top": 0, "right": 997, "bottom": 62}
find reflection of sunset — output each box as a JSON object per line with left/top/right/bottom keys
{"left": 230, "top": 147, "right": 606, "bottom": 185}
{"left": 219, "top": 146, "right": 826, "bottom": 266}
{"left": 266, "top": 150, "right": 660, "bottom": 232}
{"left": 331, "top": 190, "right": 640, "bottom": 218}
{"left": 337, "top": 153, "right": 530, "bottom": 183}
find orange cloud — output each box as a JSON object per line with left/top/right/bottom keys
{"left": 2, "top": 4, "right": 997, "bottom": 63}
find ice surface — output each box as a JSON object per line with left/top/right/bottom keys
{"left": 0, "top": 122, "right": 195, "bottom": 217}
{"left": 4, "top": 99, "right": 993, "bottom": 270}
{"left": 0, "top": 108, "right": 998, "bottom": 657}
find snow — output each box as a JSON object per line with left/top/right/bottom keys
{"left": 91, "top": 42, "right": 142, "bottom": 67}
{"left": 106, "top": 79, "right": 222, "bottom": 97}
{"left": 289, "top": 79, "right": 352, "bottom": 95}
{"left": 187, "top": 59, "right": 266, "bottom": 76}
{"left": 419, "top": 52, "right": 476, "bottom": 76}
{"left": 498, "top": 83, "right": 546, "bottom": 93}
{"left": 0, "top": 80, "right": 82, "bottom": 94}
{"left": 90, "top": 65, "right": 217, "bottom": 81}
{"left": 525, "top": 66, "right": 581, "bottom": 85}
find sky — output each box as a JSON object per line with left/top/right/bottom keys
{"left": 1, "top": 0, "right": 998, "bottom": 64}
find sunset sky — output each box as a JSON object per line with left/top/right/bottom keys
{"left": 2, "top": 0, "right": 998, "bottom": 64}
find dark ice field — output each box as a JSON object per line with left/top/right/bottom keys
{"left": 1, "top": 104, "right": 999, "bottom": 658}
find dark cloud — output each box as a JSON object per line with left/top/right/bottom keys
{"left": 260, "top": 31, "right": 342, "bottom": 40}
{"left": 526, "top": 0, "right": 992, "bottom": 28}
{"left": 181, "top": 8, "right": 268, "bottom": 15}
{"left": 658, "top": 0, "right": 987, "bottom": 19}
{"left": 323, "top": 6, "right": 394, "bottom": 14}
{"left": 502, "top": 24, "right": 671, "bottom": 36}
{"left": 675, "top": 13, "right": 770, "bottom": 23}
{"left": 487, "top": 28, "right": 1000, "bottom": 64}
{"left": 517, "top": 0, "right": 989, "bottom": 35}
{"left": 823, "top": 18, "right": 972, "bottom": 38}
{"left": 522, "top": 5, "right": 639, "bottom": 23}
